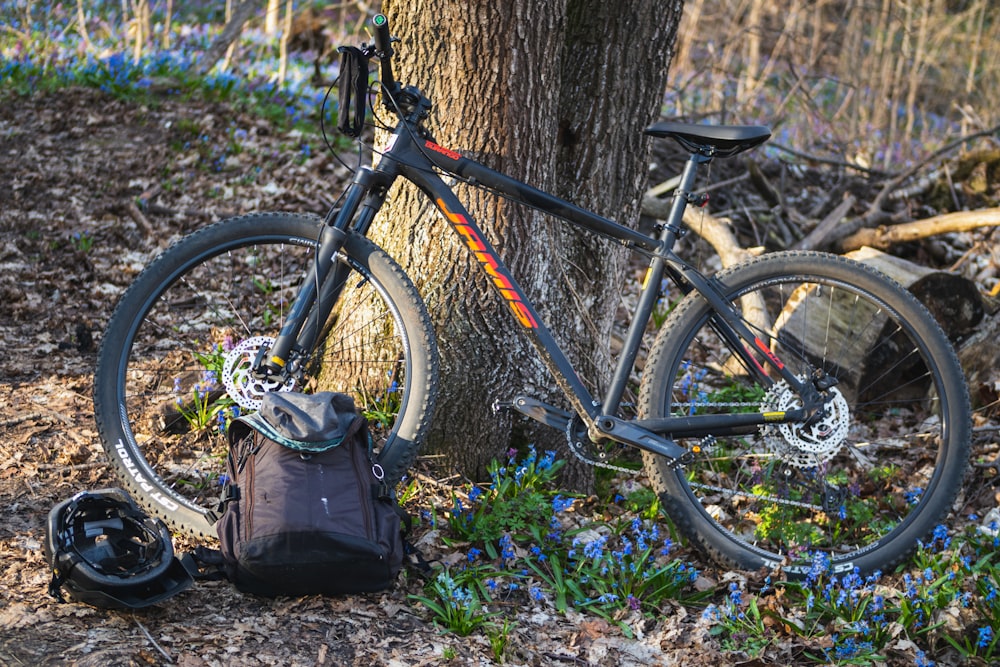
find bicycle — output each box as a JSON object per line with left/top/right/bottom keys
{"left": 94, "top": 13, "right": 971, "bottom": 577}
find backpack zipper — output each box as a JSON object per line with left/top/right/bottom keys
{"left": 242, "top": 435, "right": 258, "bottom": 546}
{"left": 348, "top": 418, "right": 377, "bottom": 550}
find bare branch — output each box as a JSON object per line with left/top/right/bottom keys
{"left": 840, "top": 207, "right": 1000, "bottom": 251}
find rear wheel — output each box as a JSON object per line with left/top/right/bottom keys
{"left": 640, "top": 251, "right": 970, "bottom": 577}
{"left": 94, "top": 213, "right": 438, "bottom": 537}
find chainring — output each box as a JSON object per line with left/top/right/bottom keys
{"left": 565, "top": 415, "right": 635, "bottom": 472}
{"left": 760, "top": 376, "right": 850, "bottom": 468}
{"left": 221, "top": 336, "right": 295, "bottom": 412}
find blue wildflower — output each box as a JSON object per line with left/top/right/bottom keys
{"left": 552, "top": 494, "right": 574, "bottom": 513}
{"left": 728, "top": 582, "right": 743, "bottom": 607}
{"left": 499, "top": 534, "right": 515, "bottom": 561}
{"left": 583, "top": 536, "right": 607, "bottom": 560}
{"left": 539, "top": 449, "right": 556, "bottom": 469}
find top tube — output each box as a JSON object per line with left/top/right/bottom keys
{"left": 380, "top": 125, "right": 664, "bottom": 254}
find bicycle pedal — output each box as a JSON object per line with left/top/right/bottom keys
{"left": 491, "top": 400, "right": 514, "bottom": 414}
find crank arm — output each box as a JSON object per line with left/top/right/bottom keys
{"left": 500, "top": 398, "right": 692, "bottom": 467}
{"left": 497, "top": 395, "right": 573, "bottom": 431}
{"left": 591, "top": 415, "right": 690, "bottom": 464}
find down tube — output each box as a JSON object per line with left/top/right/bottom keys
{"left": 420, "top": 181, "right": 599, "bottom": 422}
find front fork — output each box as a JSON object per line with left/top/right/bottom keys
{"left": 254, "top": 167, "right": 386, "bottom": 381}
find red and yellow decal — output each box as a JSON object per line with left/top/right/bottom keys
{"left": 437, "top": 198, "right": 538, "bottom": 329}
{"left": 425, "top": 141, "right": 462, "bottom": 161}
{"left": 754, "top": 336, "right": 785, "bottom": 370}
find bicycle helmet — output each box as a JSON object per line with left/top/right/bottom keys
{"left": 44, "top": 488, "right": 192, "bottom": 609}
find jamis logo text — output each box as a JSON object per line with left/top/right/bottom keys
{"left": 437, "top": 199, "right": 538, "bottom": 329}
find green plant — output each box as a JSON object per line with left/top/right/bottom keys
{"left": 428, "top": 447, "right": 702, "bottom": 641}
{"left": 172, "top": 371, "right": 223, "bottom": 431}
{"left": 447, "top": 447, "right": 565, "bottom": 544}
{"left": 70, "top": 231, "right": 94, "bottom": 253}
{"left": 173, "top": 342, "right": 238, "bottom": 433}
{"left": 621, "top": 486, "right": 661, "bottom": 521}
{"left": 700, "top": 527, "right": 1000, "bottom": 665}
{"left": 707, "top": 381, "right": 766, "bottom": 406}
{"left": 409, "top": 570, "right": 496, "bottom": 636}
{"left": 485, "top": 618, "right": 515, "bottom": 662}
{"left": 559, "top": 517, "right": 703, "bottom": 620}
{"left": 704, "top": 583, "right": 776, "bottom": 658}
{"left": 357, "top": 378, "right": 402, "bottom": 429}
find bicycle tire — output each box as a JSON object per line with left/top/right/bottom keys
{"left": 639, "top": 251, "right": 970, "bottom": 577}
{"left": 94, "top": 212, "right": 438, "bottom": 538}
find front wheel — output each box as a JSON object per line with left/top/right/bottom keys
{"left": 94, "top": 213, "right": 439, "bottom": 537}
{"left": 639, "top": 251, "right": 970, "bottom": 577}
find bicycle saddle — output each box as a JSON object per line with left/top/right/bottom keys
{"left": 644, "top": 121, "right": 771, "bottom": 158}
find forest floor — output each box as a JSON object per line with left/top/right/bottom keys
{"left": 0, "top": 86, "right": 998, "bottom": 666}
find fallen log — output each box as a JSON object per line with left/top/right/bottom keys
{"left": 839, "top": 208, "right": 1000, "bottom": 252}
{"left": 958, "top": 303, "right": 1000, "bottom": 412}
{"left": 846, "top": 247, "right": 984, "bottom": 339}
{"left": 772, "top": 247, "right": 984, "bottom": 404}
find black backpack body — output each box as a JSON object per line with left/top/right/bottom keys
{"left": 215, "top": 391, "right": 405, "bottom": 597}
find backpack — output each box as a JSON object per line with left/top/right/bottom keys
{"left": 214, "top": 391, "right": 406, "bottom": 597}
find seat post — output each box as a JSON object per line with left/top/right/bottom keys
{"left": 657, "top": 152, "right": 711, "bottom": 249}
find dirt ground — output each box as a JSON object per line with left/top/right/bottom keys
{"left": 0, "top": 86, "right": 997, "bottom": 666}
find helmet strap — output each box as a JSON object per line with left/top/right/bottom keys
{"left": 48, "top": 568, "right": 67, "bottom": 603}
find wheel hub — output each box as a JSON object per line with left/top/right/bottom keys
{"left": 221, "top": 336, "right": 295, "bottom": 411}
{"left": 761, "top": 377, "right": 850, "bottom": 468}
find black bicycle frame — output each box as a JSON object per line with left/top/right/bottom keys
{"left": 269, "top": 119, "right": 818, "bottom": 464}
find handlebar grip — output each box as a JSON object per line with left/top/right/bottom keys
{"left": 372, "top": 13, "right": 393, "bottom": 58}
{"left": 371, "top": 13, "right": 397, "bottom": 97}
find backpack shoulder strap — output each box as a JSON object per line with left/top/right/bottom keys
{"left": 180, "top": 546, "right": 230, "bottom": 582}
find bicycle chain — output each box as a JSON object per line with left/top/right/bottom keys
{"left": 566, "top": 430, "right": 823, "bottom": 511}
{"left": 687, "top": 480, "right": 824, "bottom": 511}
{"left": 674, "top": 399, "right": 829, "bottom": 510}
{"left": 672, "top": 401, "right": 760, "bottom": 410}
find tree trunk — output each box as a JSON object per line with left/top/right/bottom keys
{"left": 360, "top": 0, "right": 681, "bottom": 489}
{"left": 200, "top": 0, "right": 259, "bottom": 74}
{"left": 265, "top": 0, "right": 281, "bottom": 36}
{"left": 550, "top": 0, "right": 683, "bottom": 489}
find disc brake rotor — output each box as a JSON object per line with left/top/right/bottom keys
{"left": 221, "top": 336, "right": 295, "bottom": 412}
{"left": 761, "top": 377, "right": 850, "bottom": 468}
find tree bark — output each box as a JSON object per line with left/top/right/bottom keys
{"left": 365, "top": 0, "right": 682, "bottom": 488}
